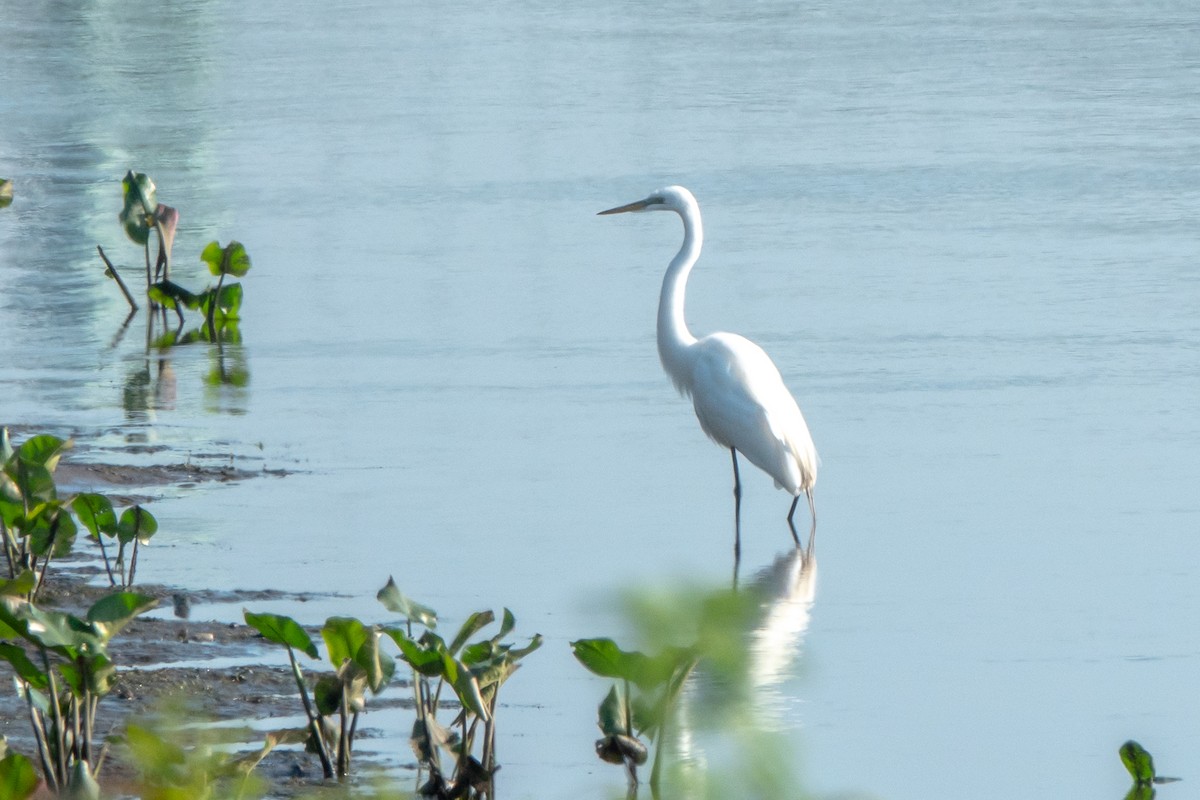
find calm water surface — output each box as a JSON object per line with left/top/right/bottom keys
{"left": 2, "top": 2, "right": 1199, "bottom": 798}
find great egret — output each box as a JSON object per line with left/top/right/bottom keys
{"left": 599, "top": 186, "right": 818, "bottom": 556}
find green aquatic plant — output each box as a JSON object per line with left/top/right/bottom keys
{"left": 317, "top": 615, "right": 395, "bottom": 777}
{"left": 571, "top": 637, "right": 697, "bottom": 797}
{"left": 0, "top": 179, "right": 13, "bottom": 209}
{"left": 199, "top": 240, "right": 251, "bottom": 332}
{"left": 1, "top": 429, "right": 161, "bottom": 596}
{"left": 245, "top": 584, "right": 546, "bottom": 795}
{"left": 241, "top": 610, "right": 336, "bottom": 778}
{"left": 242, "top": 609, "right": 395, "bottom": 779}
{"left": 118, "top": 170, "right": 178, "bottom": 295}
{"left": 71, "top": 495, "right": 159, "bottom": 590}
{"left": 0, "top": 586, "right": 157, "bottom": 795}
{"left": 573, "top": 580, "right": 811, "bottom": 800}
{"left": 0, "top": 432, "right": 78, "bottom": 598}
{"left": 103, "top": 171, "right": 253, "bottom": 338}
{"left": 1121, "top": 740, "right": 1181, "bottom": 800}
{"left": 377, "top": 577, "right": 543, "bottom": 799}
{"left": 147, "top": 240, "right": 252, "bottom": 337}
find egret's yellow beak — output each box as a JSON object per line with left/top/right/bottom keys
{"left": 598, "top": 198, "right": 653, "bottom": 216}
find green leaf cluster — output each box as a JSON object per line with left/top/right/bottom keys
{"left": 148, "top": 243, "right": 250, "bottom": 331}
{"left": 570, "top": 583, "right": 782, "bottom": 796}
{"left": 1, "top": 429, "right": 163, "bottom": 598}
{"left": 70, "top": 493, "right": 158, "bottom": 589}
{"left": 572, "top": 635, "right": 698, "bottom": 791}
{"left": 242, "top": 578, "right": 541, "bottom": 796}
{"left": 0, "top": 588, "right": 157, "bottom": 793}
{"left": 242, "top": 608, "right": 398, "bottom": 779}
{"left": 380, "top": 581, "right": 541, "bottom": 799}
{"left": 1, "top": 433, "right": 76, "bottom": 596}
{"left": 107, "top": 171, "right": 253, "bottom": 343}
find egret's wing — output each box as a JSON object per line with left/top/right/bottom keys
{"left": 689, "top": 333, "right": 817, "bottom": 492}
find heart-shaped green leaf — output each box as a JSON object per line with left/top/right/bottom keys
{"left": 201, "top": 240, "right": 252, "bottom": 277}
{"left": 72, "top": 494, "right": 117, "bottom": 539}
{"left": 87, "top": 592, "right": 158, "bottom": 641}
{"left": 570, "top": 638, "right": 677, "bottom": 690}
{"left": 322, "top": 616, "right": 369, "bottom": 669}
{"left": 377, "top": 577, "right": 437, "bottom": 628}
{"left": 120, "top": 171, "right": 157, "bottom": 245}
{"left": 244, "top": 610, "right": 319, "bottom": 659}
{"left": 448, "top": 610, "right": 494, "bottom": 656}
{"left": 116, "top": 505, "right": 158, "bottom": 545}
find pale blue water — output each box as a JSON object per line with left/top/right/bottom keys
{"left": 2, "top": 2, "right": 1199, "bottom": 798}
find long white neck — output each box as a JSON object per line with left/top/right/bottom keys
{"left": 657, "top": 201, "right": 702, "bottom": 393}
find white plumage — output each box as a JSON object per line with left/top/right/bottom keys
{"left": 690, "top": 332, "right": 817, "bottom": 495}
{"left": 599, "top": 185, "right": 818, "bottom": 552}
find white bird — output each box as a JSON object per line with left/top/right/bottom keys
{"left": 599, "top": 186, "right": 818, "bottom": 557}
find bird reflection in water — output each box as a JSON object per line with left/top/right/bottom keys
{"left": 745, "top": 545, "right": 817, "bottom": 728}
{"left": 662, "top": 543, "right": 817, "bottom": 795}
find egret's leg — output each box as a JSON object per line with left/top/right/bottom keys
{"left": 786, "top": 496, "right": 801, "bottom": 546}
{"left": 730, "top": 449, "right": 742, "bottom": 565}
{"left": 806, "top": 489, "right": 817, "bottom": 551}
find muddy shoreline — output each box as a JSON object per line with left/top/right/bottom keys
{"left": 1, "top": 567, "right": 418, "bottom": 797}
{"left": 0, "top": 439, "right": 415, "bottom": 797}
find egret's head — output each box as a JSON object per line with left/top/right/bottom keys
{"left": 598, "top": 185, "right": 696, "bottom": 216}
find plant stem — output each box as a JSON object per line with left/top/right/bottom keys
{"left": 93, "top": 740, "right": 108, "bottom": 775}
{"left": 623, "top": 679, "right": 632, "bottom": 735}
{"left": 32, "top": 550, "right": 50, "bottom": 600}
{"left": 153, "top": 217, "right": 171, "bottom": 283}
{"left": 94, "top": 534, "right": 117, "bottom": 587}
{"left": 97, "top": 245, "right": 139, "bottom": 312}
{"left": 287, "top": 647, "right": 333, "bottom": 778}
{"left": 458, "top": 713, "right": 468, "bottom": 781}
{"left": 412, "top": 673, "right": 441, "bottom": 777}
{"left": 33, "top": 514, "right": 63, "bottom": 599}
{"left": 128, "top": 538, "right": 140, "bottom": 588}
{"left": 87, "top": 695, "right": 100, "bottom": 770}
{"left": 488, "top": 696, "right": 498, "bottom": 769}
{"left": 71, "top": 694, "right": 81, "bottom": 761}
{"left": 2, "top": 521, "right": 17, "bottom": 579}
{"left": 206, "top": 271, "right": 226, "bottom": 338}
{"left": 115, "top": 542, "right": 126, "bottom": 589}
{"left": 143, "top": 240, "right": 153, "bottom": 306}
{"left": 23, "top": 684, "right": 58, "bottom": 794}
{"left": 43, "top": 653, "right": 68, "bottom": 788}
{"left": 337, "top": 682, "right": 349, "bottom": 777}
{"left": 81, "top": 691, "right": 92, "bottom": 764}
{"left": 480, "top": 694, "right": 497, "bottom": 775}
{"left": 649, "top": 715, "right": 665, "bottom": 800}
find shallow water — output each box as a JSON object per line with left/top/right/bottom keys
{"left": 3, "top": 1, "right": 1200, "bottom": 797}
